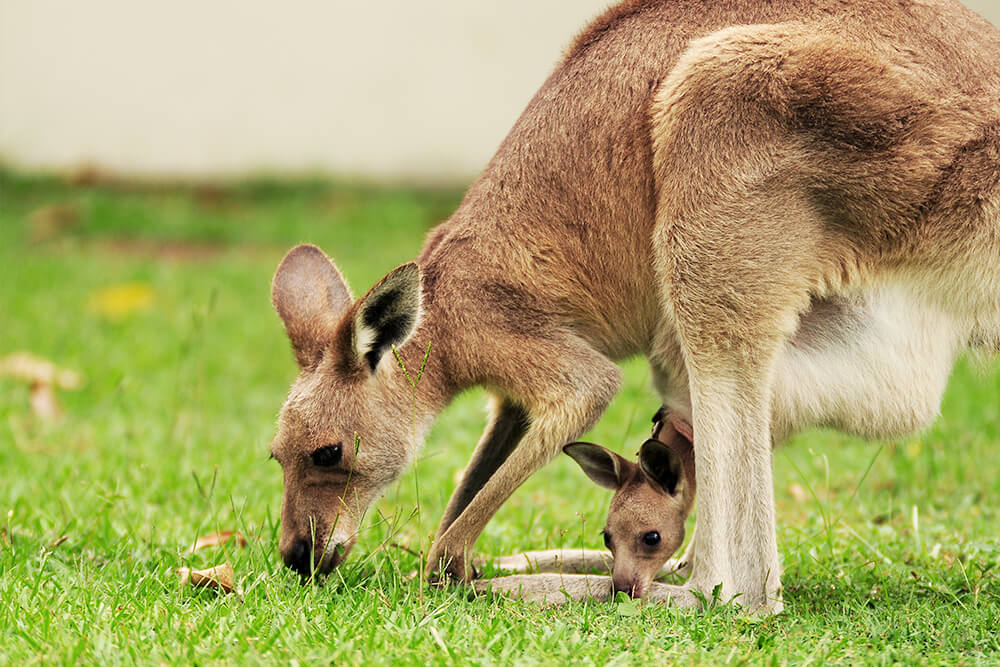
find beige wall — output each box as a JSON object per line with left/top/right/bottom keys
{"left": 1, "top": 1, "right": 997, "bottom": 184}
{"left": 963, "top": 0, "right": 998, "bottom": 25}
{"left": 0, "top": 1, "right": 610, "bottom": 184}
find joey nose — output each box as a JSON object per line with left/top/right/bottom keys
{"left": 613, "top": 576, "right": 639, "bottom": 598}
{"left": 284, "top": 538, "right": 313, "bottom": 577}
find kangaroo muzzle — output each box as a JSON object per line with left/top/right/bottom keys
{"left": 280, "top": 532, "right": 356, "bottom": 578}
{"left": 612, "top": 571, "right": 645, "bottom": 599}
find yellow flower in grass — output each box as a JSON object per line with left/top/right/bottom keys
{"left": 88, "top": 282, "right": 155, "bottom": 319}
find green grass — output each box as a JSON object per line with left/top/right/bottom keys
{"left": 1, "top": 168, "right": 999, "bottom": 664}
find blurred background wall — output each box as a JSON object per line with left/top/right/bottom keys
{"left": 1, "top": 1, "right": 997, "bottom": 185}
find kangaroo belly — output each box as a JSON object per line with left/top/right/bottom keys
{"left": 772, "top": 287, "right": 964, "bottom": 442}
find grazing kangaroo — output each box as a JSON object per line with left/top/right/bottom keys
{"left": 485, "top": 411, "right": 696, "bottom": 600}
{"left": 269, "top": 0, "right": 1000, "bottom": 612}
{"left": 565, "top": 412, "right": 697, "bottom": 598}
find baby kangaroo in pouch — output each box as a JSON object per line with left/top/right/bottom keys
{"left": 564, "top": 413, "right": 695, "bottom": 598}
{"left": 481, "top": 411, "right": 696, "bottom": 601}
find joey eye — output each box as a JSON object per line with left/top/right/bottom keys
{"left": 602, "top": 529, "right": 612, "bottom": 549}
{"left": 642, "top": 531, "right": 661, "bottom": 547}
{"left": 312, "top": 444, "right": 343, "bottom": 467}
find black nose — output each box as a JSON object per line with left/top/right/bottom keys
{"left": 613, "top": 579, "right": 639, "bottom": 599}
{"left": 284, "top": 539, "right": 313, "bottom": 577}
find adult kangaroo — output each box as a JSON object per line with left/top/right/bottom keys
{"left": 268, "top": 0, "right": 1000, "bottom": 613}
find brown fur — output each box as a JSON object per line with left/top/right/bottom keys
{"left": 269, "top": 0, "right": 1000, "bottom": 611}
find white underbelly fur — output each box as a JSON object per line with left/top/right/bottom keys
{"left": 772, "top": 286, "right": 963, "bottom": 442}
{"left": 658, "top": 285, "right": 970, "bottom": 443}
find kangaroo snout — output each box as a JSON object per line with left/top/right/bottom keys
{"left": 612, "top": 573, "right": 644, "bottom": 599}
{"left": 281, "top": 534, "right": 355, "bottom": 578}
{"left": 283, "top": 538, "right": 313, "bottom": 577}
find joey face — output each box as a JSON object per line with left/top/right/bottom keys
{"left": 601, "top": 472, "right": 688, "bottom": 598}
{"left": 564, "top": 417, "right": 695, "bottom": 598}
{"left": 270, "top": 245, "right": 425, "bottom": 577}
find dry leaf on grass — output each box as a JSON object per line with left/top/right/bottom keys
{"left": 189, "top": 531, "right": 248, "bottom": 554}
{"left": 30, "top": 386, "right": 62, "bottom": 421}
{"left": 788, "top": 483, "right": 809, "bottom": 503}
{"left": 28, "top": 202, "right": 80, "bottom": 243}
{"left": 177, "top": 562, "right": 236, "bottom": 593}
{"left": 0, "top": 352, "right": 83, "bottom": 421}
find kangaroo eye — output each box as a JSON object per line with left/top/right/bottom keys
{"left": 312, "top": 444, "right": 343, "bottom": 467}
{"left": 602, "top": 530, "right": 612, "bottom": 549}
{"left": 642, "top": 531, "right": 661, "bottom": 547}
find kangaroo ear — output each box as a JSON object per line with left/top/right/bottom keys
{"left": 563, "top": 442, "right": 627, "bottom": 490}
{"left": 350, "top": 263, "right": 422, "bottom": 372}
{"left": 638, "top": 438, "right": 684, "bottom": 496}
{"left": 272, "top": 244, "right": 353, "bottom": 370}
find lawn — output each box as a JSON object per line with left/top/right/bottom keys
{"left": 1, "top": 169, "right": 999, "bottom": 665}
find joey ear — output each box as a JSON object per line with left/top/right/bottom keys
{"left": 638, "top": 439, "right": 684, "bottom": 496}
{"left": 563, "top": 442, "right": 628, "bottom": 490}
{"left": 350, "top": 263, "right": 422, "bottom": 372}
{"left": 272, "top": 244, "right": 353, "bottom": 370}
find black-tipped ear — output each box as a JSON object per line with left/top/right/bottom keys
{"left": 272, "top": 244, "right": 353, "bottom": 370}
{"left": 352, "top": 263, "right": 422, "bottom": 372}
{"left": 638, "top": 439, "right": 684, "bottom": 495}
{"left": 563, "top": 442, "right": 626, "bottom": 490}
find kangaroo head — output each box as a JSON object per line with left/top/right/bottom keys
{"left": 269, "top": 244, "right": 424, "bottom": 577}
{"left": 563, "top": 416, "right": 695, "bottom": 598}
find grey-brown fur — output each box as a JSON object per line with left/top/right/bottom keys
{"left": 270, "top": 0, "right": 1000, "bottom": 611}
